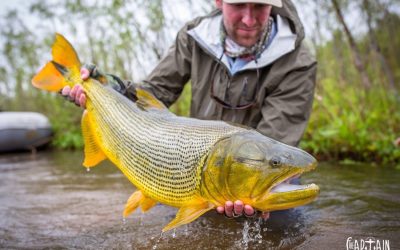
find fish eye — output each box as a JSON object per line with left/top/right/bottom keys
{"left": 269, "top": 156, "right": 282, "bottom": 168}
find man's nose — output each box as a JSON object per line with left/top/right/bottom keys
{"left": 241, "top": 7, "right": 257, "bottom": 27}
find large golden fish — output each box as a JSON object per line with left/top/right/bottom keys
{"left": 32, "top": 34, "right": 319, "bottom": 232}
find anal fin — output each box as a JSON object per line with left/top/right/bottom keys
{"left": 141, "top": 196, "right": 157, "bottom": 212}
{"left": 81, "top": 111, "right": 107, "bottom": 167}
{"left": 162, "top": 201, "right": 214, "bottom": 232}
{"left": 123, "top": 190, "right": 158, "bottom": 217}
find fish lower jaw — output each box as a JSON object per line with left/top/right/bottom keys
{"left": 253, "top": 183, "right": 319, "bottom": 211}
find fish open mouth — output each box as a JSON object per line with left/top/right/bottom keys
{"left": 269, "top": 162, "right": 318, "bottom": 194}
{"left": 254, "top": 164, "right": 319, "bottom": 211}
{"left": 270, "top": 182, "right": 318, "bottom": 193}
{"left": 253, "top": 167, "right": 319, "bottom": 211}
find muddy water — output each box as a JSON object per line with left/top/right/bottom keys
{"left": 0, "top": 151, "right": 399, "bottom": 249}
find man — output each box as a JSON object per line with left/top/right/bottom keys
{"left": 63, "top": 0, "right": 317, "bottom": 219}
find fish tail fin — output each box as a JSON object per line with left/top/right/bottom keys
{"left": 32, "top": 33, "right": 82, "bottom": 92}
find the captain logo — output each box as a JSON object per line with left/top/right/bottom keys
{"left": 346, "top": 237, "right": 390, "bottom": 250}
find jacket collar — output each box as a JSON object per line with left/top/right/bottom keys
{"left": 187, "top": 13, "right": 297, "bottom": 74}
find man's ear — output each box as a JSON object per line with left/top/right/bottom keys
{"left": 215, "top": 0, "right": 223, "bottom": 10}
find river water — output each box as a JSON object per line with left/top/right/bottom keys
{"left": 0, "top": 150, "right": 399, "bottom": 249}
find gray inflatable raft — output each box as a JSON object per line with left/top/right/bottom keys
{"left": 0, "top": 112, "right": 53, "bottom": 153}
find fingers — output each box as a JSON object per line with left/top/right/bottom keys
{"left": 224, "top": 201, "right": 234, "bottom": 217}
{"left": 216, "top": 200, "right": 252, "bottom": 218}
{"left": 60, "top": 85, "right": 86, "bottom": 108}
{"left": 216, "top": 206, "right": 224, "bottom": 215}
{"left": 233, "top": 200, "right": 243, "bottom": 217}
{"left": 69, "top": 85, "right": 78, "bottom": 103}
{"left": 244, "top": 204, "right": 255, "bottom": 217}
{"left": 61, "top": 85, "right": 71, "bottom": 96}
{"left": 78, "top": 93, "right": 86, "bottom": 108}
{"left": 216, "top": 201, "right": 270, "bottom": 221}
{"left": 74, "top": 85, "right": 84, "bottom": 106}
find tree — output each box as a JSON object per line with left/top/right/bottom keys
{"left": 331, "top": 0, "right": 372, "bottom": 89}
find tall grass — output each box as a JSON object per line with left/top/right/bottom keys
{"left": 301, "top": 83, "right": 399, "bottom": 164}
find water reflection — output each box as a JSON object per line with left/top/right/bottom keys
{"left": 0, "top": 151, "right": 399, "bottom": 249}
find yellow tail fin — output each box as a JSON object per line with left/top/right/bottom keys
{"left": 32, "top": 33, "right": 82, "bottom": 92}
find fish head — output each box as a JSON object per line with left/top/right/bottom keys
{"left": 201, "top": 131, "right": 319, "bottom": 211}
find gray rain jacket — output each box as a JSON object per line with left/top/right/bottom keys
{"left": 124, "top": 1, "right": 317, "bottom": 146}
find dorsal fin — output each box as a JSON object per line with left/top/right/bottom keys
{"left": 135, "top": 88, "right": 167, "bottom": 111}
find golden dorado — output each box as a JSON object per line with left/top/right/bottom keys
{"left": 32, "top": 34, "right": 319, "bottom": 232}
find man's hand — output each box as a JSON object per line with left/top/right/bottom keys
{"left": 60, "top": 68, "right": 90, "bottom": 108}
{"left": 216, "top": 200, "right": 270, "bottom": 220}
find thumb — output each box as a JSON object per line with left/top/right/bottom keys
{"left": 81, "top": 68, "right": 90, "bottom": 80}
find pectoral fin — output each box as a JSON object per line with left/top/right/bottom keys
{"left": 162, "top": 201, "right": 214, "bottom": 232}
{"left": 123, "top": 190, "right": 158, "bottom": 217}
{"left": 81, "top": 111, "right": 107, "bottom": 167}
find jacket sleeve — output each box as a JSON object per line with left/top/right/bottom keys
{"left": 256, "top": 62, "right": 317, "bottom": 147}
{"left": 125, "top": 27, "right": 193, "bottom": 107}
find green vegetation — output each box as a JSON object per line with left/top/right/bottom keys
{"left": 0, "top": 0, "right": 398, "bottom": 164}
{"left": 301, "top": 85, "right": 399, "bottom": 164}
{"left": 169, "top": 83, "right": 192, "bottom": 117}
{"left": 299, "top": 11, "right": 400, "bottom": 164}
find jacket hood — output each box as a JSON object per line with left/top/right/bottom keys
{"left": 272, "top": 0, "right": 305, "bottom": 47}
{"left": 186, "top": 1, "right": 305, "bottom": 73}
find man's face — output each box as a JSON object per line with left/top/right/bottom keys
{"left": 216, "top": 1, "right": 272, "bottom": 48}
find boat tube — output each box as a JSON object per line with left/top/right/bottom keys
{"left": 0, "top": 112, "right": 53, "bottom": 153}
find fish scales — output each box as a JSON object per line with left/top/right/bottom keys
{"left": 85, "top": 82, "right": 246, "bottom": 206}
